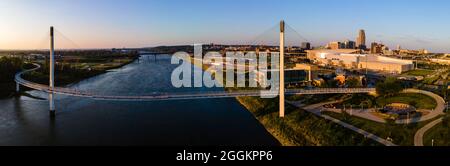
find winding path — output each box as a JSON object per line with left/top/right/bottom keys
{"left": 399, "top": 89, "right": 446, "bottom": 146}
{"left": 292, "top": 88, "right": 446, "bottom": 146}
{"left": 288, "top": 100, "right": 397, "bottom": 146}
{"left": 396, "top": 89, "right": 445, "bottom": 124}
{"left": 414, "top": 118, "right": 443, "bottom": 146}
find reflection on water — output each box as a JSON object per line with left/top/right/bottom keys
{"left": 0, "top": 55, "right": 279, "bottom": 146}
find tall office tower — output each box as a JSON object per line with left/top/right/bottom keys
{"left": 356, "top": 29, "right": 366, "bottom": 49}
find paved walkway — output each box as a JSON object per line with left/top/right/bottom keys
{"left": 288, "top": 100, "right": 397, "bottom": 146}
{"left": 289, "top": 88, "right": 446, "bottom": 146}
{"left": 324, "top": 108, "right": 386, "bottom": 123}
{"left": 414, "top": 118, "right": 443, "bottom": 146}
{"left": 401, "top": 89, "right": 446, "bottom": 146}
{"left": 395, "top": 89, "right": 445, "bottom": 124}
{"left": 317, "top": 89, "right": 446, "bottom": 124}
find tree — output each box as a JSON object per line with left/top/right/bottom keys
{"left": 346, "top": 77, "right": 361, "bottom": 88}
{"left": 325, "top": 79, "right": 338, "bottom": 88}
{"left": 376, "top": 77, "right": 404, "bottom": 97}
{"left": 0, "top": 57, "right": 23, "bottom": 83}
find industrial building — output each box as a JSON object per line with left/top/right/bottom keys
{"left": 306, "top": 49, "right": 414, "bottom": 74}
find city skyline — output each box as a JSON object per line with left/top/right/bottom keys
{"left": 2, "top": 0, "right": 450, "bottom": 52}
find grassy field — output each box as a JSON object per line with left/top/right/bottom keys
{"left": 286, "top": 94, "right": 345, "bottom": 104}
{"left": 423, "top": 76, "right": 440, "bottom": 85}
{"left": 236, "top": 96, "right": 381, "bottom": 146}
{"left": 330, "top": 92, "right": 436, "bottom": 110}
{"left": 65, "top": 58, "right": 135, "bottom": 70}
{"left": 340, "top": 94, "right": 375, "bottom": 108}
{"left": 402, "top": 69, "right": 434, "bottom": 76}
{"left": 22, "top": 55, "right": 137, "bottom": 86}
{"left": 375, "top": 93, "right": 437, "bottom": 109}
{"left": 323, "top": 112, "right": 438, "bottom": 146}
{"left": 423, "top": 114, "right": 450, "bottom": 146}
{"left": 0, "top": 50, "right": 139, "bottom": 97}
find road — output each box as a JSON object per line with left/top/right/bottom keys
{"left": 414, "top": 118, "right": 443, "bottom": 146}
{"left": 288, "top": 100, "right": 397, "bottom": 146}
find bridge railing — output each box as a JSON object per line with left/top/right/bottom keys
{"left": 15, "top": 63, "right": 376, "bottom": 101}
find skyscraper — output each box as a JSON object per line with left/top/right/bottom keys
{"left": 356, "top": 29, "right": 366, "bottom": 49}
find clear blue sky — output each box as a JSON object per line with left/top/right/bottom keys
{"left": 1, "top": 0, "right": 450, "bottom": 52}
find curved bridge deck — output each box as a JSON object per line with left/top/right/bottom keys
{"left": 15, "top": 64, "right": 375, "bottom": 101}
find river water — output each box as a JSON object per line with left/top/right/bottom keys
{"left": 0, "top": 55, "right": 279, "bottom": 146}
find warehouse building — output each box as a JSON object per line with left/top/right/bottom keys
{"left": 306, "top": 49, "right": 414, "bottom": 74}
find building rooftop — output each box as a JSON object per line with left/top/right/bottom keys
{"left": 306, "top": 49, "right": 359, "bottom": 54}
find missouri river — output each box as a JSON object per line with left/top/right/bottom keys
{"left": 0, "top": 55, "right": 279, "bottom": 145}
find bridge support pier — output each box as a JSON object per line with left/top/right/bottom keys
{"left": 49, "top": 93, "right": 55, "bottom": 117}
{"left": 16, "top": 82, "right": 20, "bottom": 92}
{"left": 49, "top": 26, "right": 56, "bottom": 117}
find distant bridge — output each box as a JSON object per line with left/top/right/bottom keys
{"left": 138, "top": 51, "right": 173, "bottom": 55}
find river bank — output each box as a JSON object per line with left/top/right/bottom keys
{"left": 0, "top": 54, "right": 279, "bottom": 145}
{"left": 0, "top": 57, "right": 24, "bottom": 98}
{"left": 0, "top": 50, "right": 140, "bottom": 98}
{"left": 236, "top": 96, "right": 382, "bottom": 146}
{"left": 184, "top": 55, "right": 379, "bottom": 145}
{"left": 21, "top": 53, "right": 139, "bottom": 88}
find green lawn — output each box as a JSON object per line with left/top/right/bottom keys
{"left": 336, "top": 93, "right": 436, "bottom": 110}
{"left": 403, "top": 69, "right": 434, "bottom": 76}
{"left": 423, "top": 76, "right": 440, "bottom": 84}
{"left": 423, "top": 114, "right": 450, "bottom": 146}
{"left": 324, "top": 112, "right": 436, "bottom": 146}
{"left": 286, "top": 94, "right": 345, "bottom": 104}
{"left": 376, "top": 93, "right": 437, "bottom": 109}
{"left": 237, "top": 96, "right": 381, "bottom": 146}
